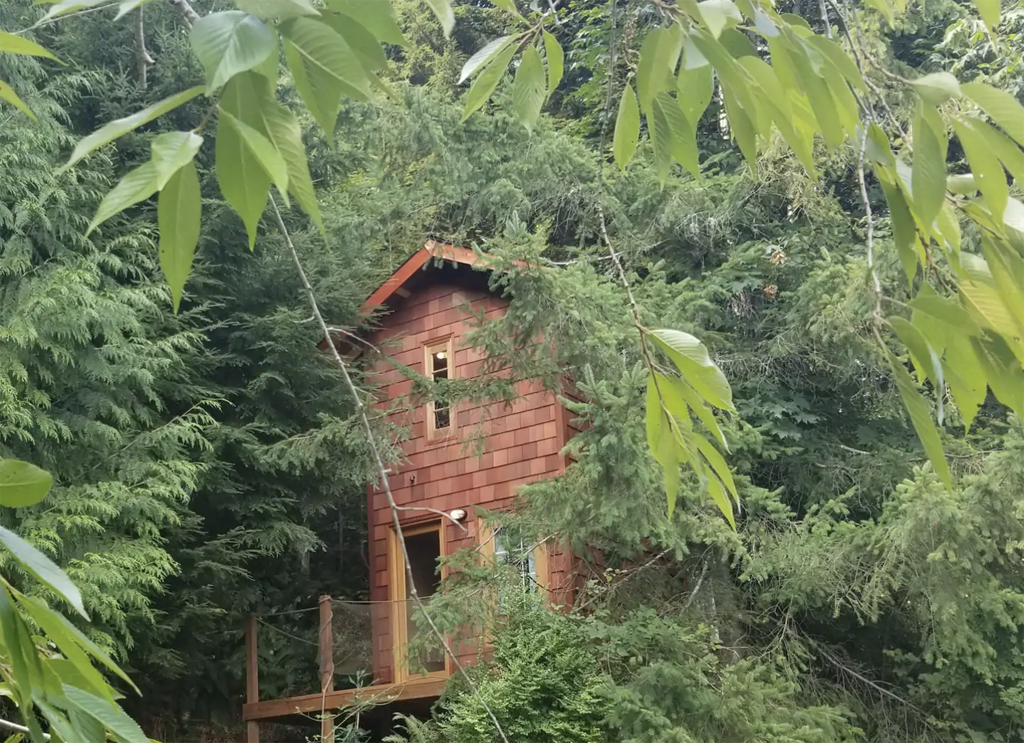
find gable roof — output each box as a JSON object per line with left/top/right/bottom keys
{"left": 360, "top": 240, "right": 487, "bottom": 315}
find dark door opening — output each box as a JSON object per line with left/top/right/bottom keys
{"left": 402, "top": 526, "right": 445, "bottom": 674}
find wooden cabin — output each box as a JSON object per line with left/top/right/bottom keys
{"left": 242, "top": 242, "right": 582, "bottom": 740}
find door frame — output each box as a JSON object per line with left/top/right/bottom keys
{"left": 388, "top": 519, "right": 450, "bottom": 682}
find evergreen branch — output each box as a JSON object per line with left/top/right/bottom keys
{"left": 268, "top": 194, "right": 511, "bottom": 743}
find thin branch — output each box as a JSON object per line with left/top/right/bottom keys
{"left": 393, "top": 505, "right": 469, "bottom": 532}
{"left": 0, "top": 718, "right": 48, "bottom": 740}
{"left": 134, "top": 7, "right": 154, "bottom": 90}
{"left": 165, "top": 0, "right": 200, "bottom": 26}
{"left": 818, "top": 0, "right": 833, "bottom": 38}
{"left": 857, "top": 127, "right": 883, "bottom": 330}
{"left": 682, "top": 559, "right": 709, "bottom": 610}
{"left": 268, "top": 195, "right": 510, "bottom": 743}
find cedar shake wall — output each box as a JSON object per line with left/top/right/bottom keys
{"left": 364, "top": 280, "right": 572, "bottom": 685}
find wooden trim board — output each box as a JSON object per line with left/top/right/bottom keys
{"left": 241, "top": 677, "right": 447, "bottom": 721}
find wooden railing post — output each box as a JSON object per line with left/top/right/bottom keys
{"left": 319, "top": 595, "right": 335, "bottom": 743}
{"left": 245, "top": 614, "right": 260, "bottom": 743}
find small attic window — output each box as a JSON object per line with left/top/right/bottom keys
{"left": 425, "top": 339, "right": 454, "bottom": 439}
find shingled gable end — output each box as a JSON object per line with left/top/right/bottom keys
{"left": 242, "top": 241, "right": 581, "bottom": 740}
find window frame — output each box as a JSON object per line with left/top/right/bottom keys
{"left": 388, "top": 520, "right": 450, "bottom": 682}
{"left": 478, "top": 522, "right": 550, "bottom": 596}
{"left": 423, "top": 337, "right": 456, "bottom": 441}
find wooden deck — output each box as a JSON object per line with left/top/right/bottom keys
{"left": 241, "top": 676, "right": 447, "bottom": 722}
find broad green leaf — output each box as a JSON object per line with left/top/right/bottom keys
{"left": 697, "top": 0, "right": 742, "bottom": 38}
{"left": 113, "top": 0, "right": 154, "bottom": 21}
{"left": 236, "top": 0, "right": 319, "bottom": 20}
{"left": 0, "top": 79, "right": 35, "bottom": 120}
{"left": 220, "top": 110, "right": 290, "bottom": 200}
{"left": 613, "top": 84, "right": 640, "bottom": 171}
{"left": 980, "top": 237, "right": 1024, "bottom": 351}
{"left": 947, "top": 174, "right": 977, "bottom": 194}
{"left": 0, "top": 525, "right": 87, "bottom": 618}
{"left": 158, "top": 161, "right": 202, "bottom": 314}
{"left": 886, "top": 350, "right": 952, "bottom": 489}
{"left": 543, "top": 31, "right": 563, "bottom": 94}
{"left": 17, "top": 595, "right": 112, "bottom": 703}
{"left": 694, "top": 433, "right": 737, "bottom": 500}
{"left": 890, "top": 316, "right": 940, "bottom": 391}
{"left": 221, "top": 73, "right": 323, "bottom": 235}
{"left": 0, "top": 460, "right": 52, "bottom": 508}
{"left": 911, "top": 102, "right": 947, "bottom": 230}
{"left": 963, "top": 116, "right": 1024, "bottom": 187}
{"left": 662, "top": 438, "right": 680, "bottom": 519}
{"left": 960, "top": 275, "right": 1020, "bottom": 346}
{"left": 677, "top": 62, "right": 713, "bottom": 126}
{"left": 952, "top": 116, "right": 1008, "bottom": 220}
{"left": 705, "top": 475, "right": 736, "bottom": 530}
{"left": 636, "top": 27, "right": 682, "bottom": 114}
{"left": 61, "top": 86, "right": 205, "bottom": 172}
{"left": 0, "top": 585, "right": 34, "bottom": 710}
{"left": 971, "top": 335, "right": 1024, "bottom": 419}
{"left": 650, "top": 97, "right": 674, "bottom": 185}
{"left": 908, "top": 291, "right": 979, "bottom": 333}
{"left": 319, "top": 11, "right": 388, "bottom": 73}
{"left": 87, "top": 161, "right": 159, "bottom": 235}
{"left": 785, "top": 37, "right": 843, "bottom": 149}
{"left": 879, "top": 174, "right": 920, "bottom": 286}
{"left": 215, "top": 112, "right": 270, "bottom": 249}
{"left": 512, "top": 45, "right": 546, "bottom": 133}
{"left": 752, "top": 7, "right": 779, "bottom": 37}
{"left": 943, "top": 334, "right": 986, "bottom": 432}
{"left": 151, "top": 131, "right": 203, "bottom": 190}
{"left": 190, "top": 11, "right": 275, "bottom": 91}
{"left": 460, "top": 36, "right": 513, "bottom": 84}
{"left": 63, "top": 686, "right": 149, "bottom": 743}
{"left": 0, "top": 31, "right": 60, "bottom": 62}
{"left": 43, "top": 0, "right": 109, "bottom": 19}
{"left": 422, "top": 0, "right": 454, "bottom": 36}
{"left": 972, "top": 0, "right": 1000, "bottom": 29}
{"left": 865, "top": 0, "right": 895, "bottom": 27}
{"left": 281, "top": 17, "right": 372, "bottom": 140}
{"left": 722, "top": 88, "right": 758, "bottom": 172}
{"left": 805, "top": 34, "right": 865, "bottom": 90}
{"left": 738, "top": 56, "right": 816, "bottom": 173}
{"left": 648, "top": 328, "right": 735, "bottom": 411}
{"left": 910, "top": 72, "right": 962, "bottom": 106}
{"left": 672, "top": 378, "right": 727, "bottom": 449}
{"left": 461, "top": 44, "right": 515, "bottom": 122}
{"left": 646, "top": 373, "right": 663, "bottom": 455}
{"left": 324, "top": 0, "right": 407, "bottom": 46}
{"left": 818, "top": 54, "right": 859, "bottom": 138}
{"left": 962, "top": 82, "right": 1024, "bottom": 147}
{"left": 656, "top": 92, "right": 700, "bottom": 178}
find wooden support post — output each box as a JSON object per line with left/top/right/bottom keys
{"left": 245, "top": 614, "right": 260, "bottom": 743}
{"left": 319, "top": 595, "right": 335, "bottom": 743}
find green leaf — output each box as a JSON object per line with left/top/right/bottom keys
{"left": 694, "top": 433, "right": 737, "bottom": 501}
{"left": 889, "top": 316, "right": 941, "bottom": 392}
{"left": 236, "top": 0, "right": 320, "bottom": 20}
{"left": 87, "top": 161, "right": 159, "bottom": 236}
{"left": 150, "top": 131, "right": 203, "bottom": 190}
{"left": 215, "top": 112, "right": 270, "bottom": 250}
{"left": 613, "top": 84, "right": 640, "bottom": 171}
{"left": 281, "top": 17, "right": 372, "bottom": 140}
{"left": 879, "top": 175, "right": 919, "bottom": 286}
{"left": 319, "top": 11, "right": 388, "bottom": 73}
{"left": 324, "top": 0, "right": 407, "bottom": 46}
{"left": 113, "top": 0, "right": 153, "bottom": 21}
{"left": 158, "top": 161, "right": 202, "bottom": 314}
{"left": 705, "top": 475, "right": 736, "bottom": 530}
{"left": 655, "top": 92, "right": 700, "bottom": 178}
{"left": 947, "top": 173, "right": 977, "bottom": 195}
{"left": 886, "top": 349, "right": 952, "bottom": 489}
{"left": 190, "top": 11, "right": 275, "bottom": 92}
{"left": 220, "top": 109, "right": 290, "bottom": 200}
{"left": 16, "top": 596, "right": 112, "bottom": 703}
{"left": 864, "top": 0, "right": 895, "bottom": 27}
{"left": 0, "top": 460, "right": 52, "bottom": 508}
{"left": 650, "top": 97, "right": 674, "bottom": 185}
{"left": 671, "top": 378, "right": 727, "bottom": 449}
{"left": 646, "top": 373, "right": 664, "bottom": 455}
{"left": 908, "top": 291, "right": 979, "bottom": 334}
{"left": 61, "top": 86, "right": 205, "bottom": 172}
{"left": 512, "top": 46, "right": 546, "bottom": 133}
{"left": 0, "top": 31, "right": 61, "bottom": 62}
{"left": 0, "top": 585, "right": 34, "bottom": 710}
{"left": 911, "top": 102, "right": 948, "bottom": 230}
{"left": 43, "top": 0, "right": 109, "bottom": 19}
{"left": 636, "top": 26, "right": 682, "bottom": 114}
{"left": 648, "top": 328, "right": 735, "bottom": 411}
{"left": 943, "top": 334, "right": 986, "bottom": 432}
{"left": 676, "top": 62, "right": 713, "bottom": 126}
{"left": 910, "top": 72, "right": 962, "bottom": 106}
{"left": 0, "top": 79, "right": 35, "bottom": 120}
{"left": 962, "top": 82, "right": 1024, "bottom": 148}
{"left": 697, "top": 0, "right": 742, "bottom": 38}
{"left": 971, "top": 335, "right": 1024, "bottom": 419}
{"left": 460, "top": 36, "right": 514, "bottom": 84}
{"left": 543, "top": 31, "right": 563, "bottom": 94}
{"left": 962, "top": 116, "right": 1024, "bottom": 190}
{"left": 422, "top": 0, "right": 454, "bottom": 36}
{"left": 972, "top": 0, "right": 1000, "bottom": 29}
{"left": 952, "top": 116, "right": 1008, "bottom": 220}
{"left": 805, "top": 34, "right": 865, "bottom": 90}
{"left": 0, "top": 525, "right": 87, "bottom": 618}
{"left": 722, "top": 88, "right": 758, "bottom": 172}
{"left": 461, "top": 44, "right": 515, "bottom": 122}
{"left": 221, "top": 73, "right": 323, "bottom": 236}
{"left": 63, "top": 686, "right": 149, "bottom": 743}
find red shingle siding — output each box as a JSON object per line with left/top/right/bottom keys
{"left": 364, "top": 279, "right": 572, "bottom": 684}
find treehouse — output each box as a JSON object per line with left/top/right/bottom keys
{"left": 241, "top": 242, "right": 582, "bottom": 741}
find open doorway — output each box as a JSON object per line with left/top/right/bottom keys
{"left": 390, "top": 522, "right": 447, "bottom": 680}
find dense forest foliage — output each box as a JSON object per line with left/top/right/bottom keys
{"left": 1, "top": 0, "right": 1022, "bottom": 740}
